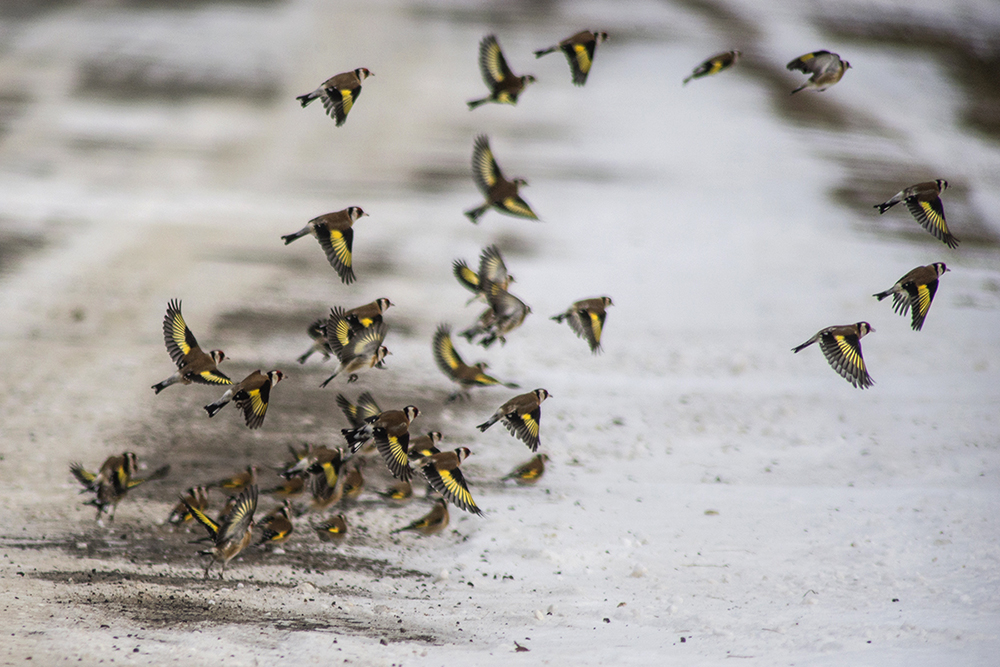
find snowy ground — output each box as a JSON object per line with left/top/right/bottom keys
{"left": 1, "top": 0, "right": 999, "bottom": 664}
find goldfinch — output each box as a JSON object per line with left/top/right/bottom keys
{"left": 152, "top": 299, "right": 231, "bottom": 394}
{"left": 307, "top": 448, "right": 347, "bottom": 511}
{"left": 362, "top": 408, "right": 421, "bottom": 481}
{"left": 315, "top": 514, "right": 349, "bottom": 544}
{"left": 412, "top": 448, "right": 482, "bottom": 516}
{"left": 70, "top": 452, "right": 170, "bottom": 522}
{"left": 391, "top": 499, "right": 450, "bottom": 536}
{"left": 683, "top": 50, "right": 741, "bottom": 84}
{"left": 433, "top": 323, "right": 518, "bottom": 400}
{"left": 261, "top": 475, "right": 305, "bottom": 499}
{"left": 464, "top": 135, "right": 538, "bottom": 223}
{"left": 208, "top": 464, "right": 258, "bottom": 493}
{"left": 792, "top": 322, "right": 875, "bottom": 389}
{"left": 460, "top": 282, "right": 531, "bottom": 348}
{"left": 166, "top": 485, "right": 211, "bottom": 527}
{"left": 319, "top": 320, "right": 389, "bottom": 386}
{"left": 378, "top": 480, "right": 414, "bottom": 505}
{"left": 874, "top": 180, "right": 958, "bottom": 248}
{"left": 534, "top": 30, "right": 608, "bottom": 86}
{"left": 453, "top": 245, "right": 515, "bottom": 304}
{"left": 322, "top": 299, "right": 392, "bottom": 365}
{"left": 340, "top": 459, "right": 365, "bottom": 501}
{"left": 296, "top": 317, "right": 333, "bottom": 364}
{"left": 296, "top": 68, "right": 372, "bottom": 126}
{"left": 336, "top": 391, "right": 382, "bottom": 428}
{"left": 502, "top": 453, "right": 549, "bottom": 485}
{"left": 256, "top": 500, "right": 294, "bottom": 547}
{"left": 786, "top": 50, "right": 850, "bottom": 94}
{"left": 281, "top": 207, "right": 368, "bottom": 284}
{"left": 468, "top": 34, "right": 535, "bottom": 109}
{"left": 185, "top": 484, "right": 258, "bottom": 579}
{"left": 477, "top": 389, "right": 551, "bottom": 452}
{"left": 873, "top": 263, "right": 949, "bottom": 331}
{"left": 204, "top": 370, "right": 284, "bottom": 429}
{"left": 551, "top": 296, "right": 613, "bottom": 354}
{"left": 342, "top": 405, "right": 419, "bottom": 456}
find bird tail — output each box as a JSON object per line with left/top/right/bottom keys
{"left": 550, "top": 313, "right": 567, "bottom": 323}
{"left": 319, "top": 370, "right": 339, "bottom": 388}
{"left": 533, "top": 47, "right": 557, "bottom": 58}
{"left": 874, "top": 201, "right": 896, "bottom": 215}
{"left": 467, "top": 97, "right": 489, "bottom": 110}
{"left": 873, "top": 289, "right": 893, "bottom": 302}
{"left": 464, "top": 205, "right": 487, "bottom": 223}
{"left": 682, "top": 75, "right": 693, "bottom": 85}
{"left": 296, "top": 91, "right": 319, "bottom": 108}
{"left": 151, "top": 374, "right": 179, "bottom": 394}
{"left": 281, "top": 226, "right": 310, "bottom": 245}
{"left": 204, "top": 396, "right": 230, "bottom": 418}
{"left": 296, "top": 349, "right": 313, "bottom": 364}
{"left": 791, "top": 339, "right": 815, "bottom": 354}
{"left": 341, "top": 426, "right": 369, "bottom": 452}
{"left": 790, "top": 84, "right": 805, "bottom": 95}
{"left": 477, "top": 416, "right": 499, "bottom": 432}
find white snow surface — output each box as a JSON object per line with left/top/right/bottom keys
{"left": 0, "top": 0, "right": 998, "bottom": 665}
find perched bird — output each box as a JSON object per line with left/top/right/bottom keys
{"left": 464, "top": 135, "right": 538, "bottom": 223}
{"left": 534, "top": 30, "right": 608, "bottom": 86}
{"left": 185, "top": 484, "right": 258, "bottom": 579}
{"left": 207, "top": 464, "right": 257, "bottom": 493}
{"left": 468, "top": 34, "right": 536, "bottom": 109}
{"left": 256, "top": 500, "right": 294, "bottom": 547}
{"left": 412, "top": 448, "right": 482, "bottom": 516}
{"left": 460, "top": 282, "right": 531, "bottom": 348}
{"left": 296, "top": 318, "right": 333, "bottom": 364}
{"left": 166, "top": 485, "right": 211, "bottom": 528}
{"left": 378, "top": 479, "right": 414, "bottom": 505}
{"left": 502, "top": 453, "right": 549, "bottom": 485}
{"left": 391, "top": 499, "right": 450, "bottom": 536}
{"left": 683, "top": 50, "right": 741, "bottom": 84}
{"left": 433, "top": 323, "right": 518, "bottom": 400}
{"left": 874, "top": 180, "right": 958, "bottom": 248}
{"left": 342, "top": 405, "right": 419, "bottom": 459}
{"left": 477, "top": 389, "right": 551, "bottom": 452}
{"left": 70, "top": 453, "right": 170, "bottom": 522}
{"left": 296, "top": 68, "right": 373, "bottom": 126}
{"left": 315, "top": 514, "right": 349, "bottom": 544}
{"left": 336, "top": 391, "right": 382, "bottom": 428}
{"left": 281, "top": 207, "right": 368, "bottom": 284}
{"left": 319, "top": 320, "right": 389, "bottom": 386}
{"left": 340, "top": 459, "right": 365, "bottom": 501}
{"left": 151, "top": 299, "right": 231, "bottom": 394}
{"left": 786, "top": 50, "right": 850, "bottom": 94}
{"left": 453, "top": 245, "right": 515, "bottom": 304}
{"left": 792, "top": 322, "right": 875, "bottom": 389}
{"left": 873, "top": 263, "right": 949, "bottom": 331}
{"left": 551, "top": 296, "right": 614, "bottom": 354}
{"left": 204, "top": 370, "right": 284, "bottom": 429}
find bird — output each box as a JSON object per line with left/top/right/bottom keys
{"left": 185, "top": 484, "right": 258, "bottom": 579}
{"left": 319, "top": 320, "right": 389, "bottom": 386}
{"left": 477, "top": 389, "right": 551, "bottom": 452}
{"left": 279, "top": 443, "right": 322, "bottom": 479}
{"left": 151, "top": 299, "right": 231, "bottom": 394}
{"left": 322, "top": 300, "right": 393, "bottom": 362}
{"left": 533, "top": 30, "right": 608, "bottom": 86}
{"left": 874, "top": 180, "right": 958, "bottom": 248}
{"left": 370, "top": 408, "right": 422, "bottom": 481}
{"left": 336, "top": 391, "right": 382, "bottom": 428}
{"left": 683, "top": 50, "right": 741, "bottom": 84}
{"left": 281, "top": 207, "right": 368, "bottom": 284}
{"left": 433, "top": 323, "right": 518, "bottom": 400}
{"left": 551, "top": 296, "right": 613, "bottom": 354}
{"left": 296, "top": 317, "right": 333, "bottom": 364}
{"left": 468, "top": 34, "right": 536, "bottom": 109}
{"left": 792, "top": 322, "right": 875, "bottom": 389}
{"left": 315, "top": 514, "right": 349, "bottom": 544}
{"left": 207, "top": 464, "right": 258, "bottom": 493}
{"left": 460, "top": 282, "right": 531, "bottom": 348}
{"left": 412, "top": 448, "right": 482, "bottom": 516}
{"left": 261, "top": 475, "right": 305, "bottom": 499}
{"left": 453, "top": 245, "right": 515, "bottom": 304}
{"left": 166, "top": 485, "right": 211, "bottom": 528}
{"left": 344, "top": 298, "right": 394, "bottom": 329}
{"left": 502, "top": 454, "right": 549, "bottom": 485}
{"left": 786, "top": 50, "right": 850, "bottom": 94}
{"left": 340, "top": 459, "right": 365, "bottom": 501}
{"left": 296, "top": 68, "right": 373, "bottom": 126}
{"left": 342, "top": 405, "right": 419, "bottom": 458}
{"left": 378, "top": 480, "right": 413, "bottom": 505}
{"left": 204, "top": 370, "right": 284, "bottom": 429}
{"left": 464, "top": 135, "right": 538, "bottom": 223}
{"left": 256, "top": 500, "right": 294, "bottom": 547}
{"left": 873, "top": 263, "right": 949, "bottom": 331}
{"left": 306, "top": 448, "right": 347, "bottom": 511}
{"left": 391, "top": 499, "right": 450, "bottom": 536}
{"left": 70, "top": 453, "right": 170, "bottom": 522}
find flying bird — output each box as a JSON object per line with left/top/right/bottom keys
{"left": 874, "top": 180, "right": 958, "bottom": 248}
{"left": 296, "top": 317, "right": 333, "bottom": 364}
{"left": 683, "top": 50, "right": 741, "bottom": 85}
{"left": 70, "top": 452, "right": 169, "bottom": 522}
{"left": 873, "top": 263, "right": 949, "bottom": 331}
{"left": 792, "top": 322, "right": 874, "bottom": 389}
{"left": 433, "top": 323, "right": 518, "bottom": 400}
{"left": 786, "top": 50, "right": 850, "bottom": 93}
{"left": 391, "top": 499, "right": 450, "bottom": 536}
{"left": 281, "top": 206, "right": 368, "bottom": 284}
{"left": 468, "top": 34, "right": 536, "bottom": 109}
{"left": 152, "top": 299, "right": 231, "bottom": 394}
{"left": 460, "top": 281, "right": 531, "bottom": 348}
{"left": 296, "top": 68, "right": 373, "bottom": 126}
{"left": 204, "top": 370, "right": 284, "bottom": 429}
{"left": 412, "top": 448, "right": 482, "bottom": 516}
{"left": 551, "top": 296, "right": 613, "bottom": 353}
{"left": 534, "top": 30, "right": 608, "bottom": 86}
{"left": 453, "top": 245, "right": 515, "bottom": 304}
{"left": 477, "top": 389, "right": 551, "bottom": 452}
{"left": 185, "top": 484, "right": 258, "bottom": 579}
{"left": 319, "top": 319, "right": 389, "bottom": 386}
{"left": 342, "top": 405, "right": 419, "bottom": 458}
{"left": 464, "top": 135, "right": 538, "bottom": 223}
{"left": 336, "top": 391, "right": 383, "bottom": 428}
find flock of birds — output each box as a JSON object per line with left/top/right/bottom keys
{"left": 69, "top": 31, "right": 961, "bottom": 579}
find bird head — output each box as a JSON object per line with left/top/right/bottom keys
{"left": 122, "top": 452, "right": 139, "bottom": 476}
{"left": 268, "top": 370, "right": 284, "bottom": 385}
{"left": 404, "top": 405, "right": 420, "bottom": 422}
{"left": 595, "top": 31, "right": 609, "bottom": 43}
{"left": 856, "top": 322, "right": 874, "bottom": 337}
{"left": 534, "top": 388, "right": 551, "bottom": 402}
{"left": 456, "top": 447, "right": 473, "bottom": 463}
{"left": 356, "top": 68, "right": 373, "bottom": 80}
{"left": 936, "top": 179, "right": 949, "bottom": 192}
{"left": 933, "top": 262, "right": 950, "bottom": 276}
{"left": 375, "top": 298, "right": 393, "bottom": 312}
{"left": 602, "top": 296, "right": 614, "bottom": 307}
{"left": 523, "top": 74, "right": 537, "bottom": 85}
{"left": 348, "top": 206, "right": 367, "bottom": 220}
{"left": 210, "top": 350, "right": 227, "bottom": 364}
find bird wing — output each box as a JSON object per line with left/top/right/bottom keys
{"left": 433, "top": 324, "right": 466, "bottom": 375}
{"left": 498, "top": 194, "right": 538, "bottom": 220}
{"left": 471, "top": 135, "right": 504, "bottom": 195}
{"left": 453, "top": 259, "right": 480, "bottom": 294}
{"left": 164, "top": 299, "right": 199, "bottom": 366}
{"left": 69, "top": 463, "right": 96, "bottom": 489}
{"left": 479, "top": 35, "right": 514, "bottom": 88}
{"left": 326, "top": 307, "right": 353, "bottom": 359}
{"left": 904, "top": 279, "right": 938, "bottom": 331}
{"left": 321, "top": 80, "right": 361, "bottom": 127}
{"left": 185, "top": 499, "right": 220, "bottom": 541}
{"left": 584, "top": 309, "right": 607, "bottom": 353}
{"left": 421, "top": 464, "right": 481, "bottom": 515}
{"left": 820, "top": 332, "right": 873, "bottom": 389}
{"left": 786, "top": 50, "right": 834, "bottom": 75}
{"left": 235, "top": 381, "right": 272, "bottom": 430}
{"left": 375, "top": 430, "right": 413, "bottom": 482}
{"left": 478, "top": 245, "right": 510, "bottom": 286}
{"left": 904, "top": 197, "right": 954, "bottom": 247}
{"left": 564, "top": 39, "right": 595, "bottom": 85}
{"left": 217, "top": 486, "right": 257, "bottom": 545}
{"left": 316, "top": 225, "right": 355, "bottom": 284}
{"left": 129, "top": 464, "right": 170, "bottom": 489}
{"left": 191, "top": 367, "right": 231, "bottom": 386}
{"left": 503, "top": 406, "right": 542, "bottom": 451}
{"left": 345, "top": 321, "right": 388, "bottom": 361}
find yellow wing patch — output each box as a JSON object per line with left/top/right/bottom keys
{"left": 326, "top": 229, "right": 353, "bottom": 268}
{"left": 246, "top": 389, "right": 267, "bottom": 419}
{"left": 915, "top": 284, "right": 932, "bottom": 317}
{"left": 339, "top": 90, "right": 355, "bottom": 116}
{"left": 483, "top": 40, "right": 506, "bottom": 84}
{"left": 834, "top": 336, "right": 864, "bottom": 371}
{"left": 501, "top": 197, "right": 538, "bottom": 219}
{"left": 573, "top": 43, "right": 593, "bottom": 74}
{"left": 588, "top": 311, "right": 603, "bottom": 342}
{"left": 919, "top": 201, "right": 946, "bottom": 232}
{"left": 169, "top": 313, "right": 193, "bottom": 356}
{"left": 186, "top": 503, "right": 220, "bottom": 539}
{"left": 520, "top": 412, "right": 540, "bottom": 438}
{"left": 199, "top": 369, "right": 232, "bottom": 386}
{"left": 439, "top": 470, "right": 477, "bottom": 509}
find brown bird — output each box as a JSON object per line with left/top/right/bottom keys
{"left": 261, "top": 475, "right": 305, "bottom": 499}
{"left": 166, "top": 485, "right": 211, "bottom": 528}
{"left": 296, "top": 317, "right": 333, "bottom": 364}
{"left": 502, "top": 453, "right": 549, "bottom": 485}
{"left": 256, "top": 500, "right": 294, "bottom": 547}
{"left": 185, "top": 484, "right": 258, "bottom": 579}
{"left": 468, "top": 34, "right": 536, "bottom": 109}
{"left": 873, "top": 262, "right": 949, "bottom": 331}
{"left": 477, "top": 389, "right": 551, "bottom": 452}
{"left": 792, "top": 322, "right": 875, "bottom": 389}
{"left": 464, "top": 135, "right": 538, "bottom": 223}
{"left": 342, "top": 405, "right": 419, "bottom": 455}
{"left": 460, "top": 282, "right": 531, "bottom": 348}
{"left": 370, "top": 409, "right": 422, "bottom": 481}
{"left": 433, "top": 323, "right": 518, "bottom": 400}
{"left": 874, "top": 180, "right": 958, "bottom": 248}
{"left": 315, "top": 514, "right": 349, "bottom": 544}
{"left": 281, "top": 207, "right": 368, "bottom": 284}
{"left": 70, "top": 452, "right": 170, "bottom": 522}
{"left": 391, "top": 499, "right": 450, "bottom": 536}
{"left": 207, "top": 464, "right": 257, "bottom": 493}
{"left": 551, "top": 296, "right": 613, "bottom": 354}
{"left": 412, "top": 448, "right": 482, "bottom": 516}
{"left": 301, "top": 447, "right": 346, "bottom": 511}
{"left": 336, "top": 391, "right": 382, "bottom": 428}
{"left": 152, "top": 299, "right": 231, "bottom": 394}
{"left": 683, "top": 50, "right": 741, "bottom": 85}
{"left": 340, "top": 459, "right": 365, "bottom": 501}
{"left": 378, "top": 479, "right": 414, "bottom": 505}
{"left": 534, "top": 30, "right": 608, "bottom": 86}
{"left": 296, "top": 68, "right": 373, "bottom": 126}
{"left": 453, "top": 244, "right": 515, "bottom": 304}
{"left": 320, "top": 320, "right": 389, "bottom": 386}
{"left": 204, "top": 370, "right": 284, "bottom": 429}
{"left": 786, "top": 50, "right": 850, "bottom": 94}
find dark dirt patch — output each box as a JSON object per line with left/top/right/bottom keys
{"left": 0, "top": 226, "right": 46, "bottom": 277}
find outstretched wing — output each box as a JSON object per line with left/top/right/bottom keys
{"left": 502, "top": 406, "right": 542, "bottom": 452}
{"left": 471, "top": 135, "right": 503, "bottom": 196}
{"left": 433, "top": 324, "right": 466, "bottom": 375}
{"left": 315, "top": 224, "right": 356, "bottom": 284}
{"left": 478, "top": 34, "right": 514, "bottom": 89}
{"left": 819, "top": 331, "right": 874, "bottom": 389}
{"left": 184, "top": 499, "right": 221, "bottom": 542}
{"left": 235, "top": 382, "right": 272, "bottom": 430}
{"left": 163, "top": 299, "right": 199, "bottom": 366}
{"left": 375, "top": 429, "right": 413, "bottom": 482}
{"left": 786, "top": 50, "right": 834, "bottom": 75}
{"left": 453, "top": 259, "right": 480, "bottom": 294}
{"left": 903, "top": 279, "right": 939, "bottom": 331}
{"left": 217, "top": 485, "right": 258, "bottom": 545}
{"left": 420, "top": 464, "right": 482, "bottom": 515}
{"left": 905, "top": 196, "right": 957, "bottom": 248}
